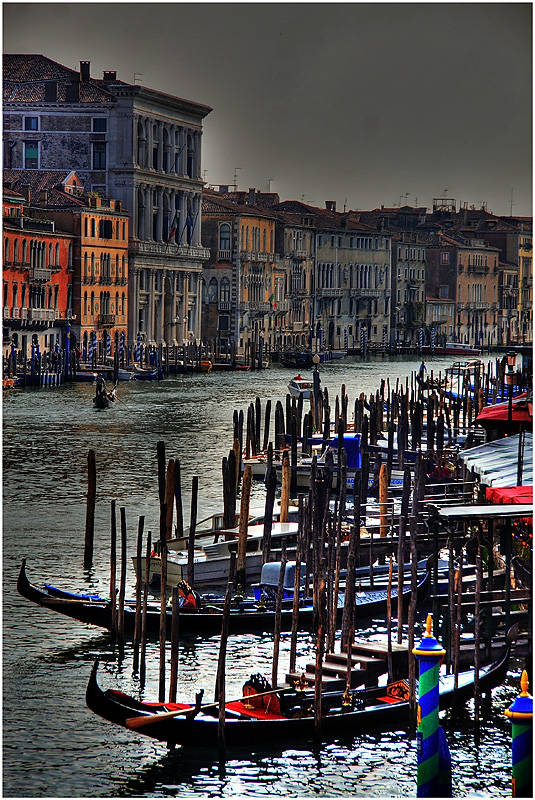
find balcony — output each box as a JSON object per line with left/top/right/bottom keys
{"left": 99, "top": 313, "right": 116, "bottom": 326}
{"left": 131, "top": 240, "right": 210, "bottom": 261}
{"left": 276, "top": 299, "right": 290, "bottom": 312}
{"left": 351, "top": 288, "right": 382, "bottom": 298}
{"left": 218, "top": 301, "right": 232, "bottom": 311}
{"left": 317, "top": 287, "right": 344, "bottom": 298}
{"left": 31, "top": 267, "right": 52, "bottom": 282}
{"left": 290, "top": 249, "right": 308, "bottom": 260}
{"left": 3, "top": 307, "right": 11, "bottom": 320}
{"left": 29, "top": 308, "right": 56, "bottom": 322}
{"left": 240, "top": 301, "right": 271, "bottom": 313}
{"left": 217, "top": 249, "right": 232, "bottom": 261}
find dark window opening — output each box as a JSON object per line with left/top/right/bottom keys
{"left": 92, "top": 142, "right": 106, "bottom": 170}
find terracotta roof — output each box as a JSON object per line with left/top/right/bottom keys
{"left": 3, "top": 169, "right": 87, "bottom": 207}
{"left": 4, "top": 54, "right": 115, "bottom": 104}
{"left": 3, "top": 186, "right": 26, "bottom": 201}
{"left": 202, "top": 190, "right": 275, "bottom": 219}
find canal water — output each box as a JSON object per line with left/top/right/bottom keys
{"left": 3, "top": 355, "right": 521, "bottom": 797}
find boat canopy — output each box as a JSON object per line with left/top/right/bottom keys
{"left": 429, "top": 503, "right": 533, "bottom": 520}
{"left": 459, "top": 433, "right": 533, "bottom": 487}
{"left": 476, "top": 393, "right": 531, "bottom": 426}
{"left": 328, "top": 433, "right": 362, "bottom": 469}
{"left": 485, "top": 485, "right": 533, "bottom": 505}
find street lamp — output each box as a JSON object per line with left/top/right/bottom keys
{"left": 506, "top": 351, "right": 517, "bottom": 423}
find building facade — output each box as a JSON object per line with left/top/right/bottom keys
{"left": 390, "top": 232, "right": 426, "bottom": 345}
{"left": 3, "top": 185, "right": 74, "bottom": 352}
{"left": 3, "top": 54, "right": 211, "bottom": 346}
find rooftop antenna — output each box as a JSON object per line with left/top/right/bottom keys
{"left": 343, "top": 197, "right": 348, "bottom": 212}
{"left": 399, "top": 192, "right": 409, "bottom": 207}
{"left": 266, "top": 177, "right": 274, "bottom": 193}
{"left": 133, "top": 72, "right": 144, "bottom": 84}
{"left": 232, "top": 167, "right": 241, "bottom": 191}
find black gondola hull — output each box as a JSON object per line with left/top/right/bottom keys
{"left": 18, "top": 560, "right": 429, "bottom": 638}
{"left": 86, "top": 645, "right": 510, "bottom": 748}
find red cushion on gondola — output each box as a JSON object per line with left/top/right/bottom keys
{"left": 226, "top": 700, "right": 286, "bottom": 720}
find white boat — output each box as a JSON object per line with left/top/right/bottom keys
{"left": 133, "top": 522, "right": 300, "bottom": 587}
{"left": 288, "top": 375, "right": 314, "bottom": 399}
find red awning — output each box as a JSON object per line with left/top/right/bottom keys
{"left": 486, "top": 485, "right": 533, "bottom": 504}
{"left": 476, "top": 393, "right": 532, "bottom": 425}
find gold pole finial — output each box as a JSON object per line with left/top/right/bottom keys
{"left": 426, "top": 613, "right": 433, "bottom": 637}
{"left": 520, "top": 669, "right": 531, "bottom": 697}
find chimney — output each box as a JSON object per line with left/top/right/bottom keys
{"left": 39, "top": 189, "right": 49, "bottom": 206}
{"left": 44, "top": 81, "right": 58, "bottom": 102}
{"left": 248, "top": 188, "right": 256, "bottom": 205}
{"left": 325, "top": 200, "right": 336, "bottom": 212}
{"left": 80, "top": 61, "right": 90, "bottom": 82}
{"left": 102, "top": 70, "right": 117, "bottom": 82}
{"left": 66, "top": 81, "right": 80, "bottom": 102}
{"left": 20, "top": 184, "right": 31, "bottom": 203}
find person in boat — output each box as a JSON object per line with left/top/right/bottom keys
{"left": 416, "top": 360, "right": 427, "bottom": 386}
{"left": 176, "top": 580, "right": 202, "bottom": 610}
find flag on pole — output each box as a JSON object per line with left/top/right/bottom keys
{"left": 268, "top": 293, "right": 277, "bottom": 310}
{"left": 167, "top": 210, "right": 179, "bottom": 243}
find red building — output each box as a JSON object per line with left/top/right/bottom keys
{"left": 3, "top": 185, "right": 74, "bottom": 353}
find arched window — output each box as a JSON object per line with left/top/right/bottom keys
{"left": 90, "top": 219, "right": 95, "bottom": 237}
{"left": 121, "top": 255, "right": 126, "bottom": 281}
{"left": 115, "top": 255, "right": 119, "bottom": 279}
{"left": 4, "top": 238, "right": 10, "bottom": 263}
{"left": 54, "top": 285, "right": 58, "bottom": 308}
{"left": 68, "top": 243, "right": 72, "bottom": 267}
{"left": 48, "top": 243, "right": 53, "bottom": 266}
{"left": 90, "top": 291, "right": 94, "bottom": 314}
{"left": 121, "top": 292, "right": 125, "bottom": 314}
{"left": 162, "top": 194, "right": 170, "bottom": 241}
{"left": 219, "top": 223, "right": 231, "bottom": 251}
{"left": 220, "top": 277, "right": 230, "bottom": 303}
{"left": 84, "top": 218, "right": 88, "bottom": 237}
{"left": 208, "top": 277, "right": 218, "bottom": 302}
{"left": 115, "top": 291, "right": 119, "bottom": 314}
{"left": 84, "top": 253, "right": 88, "bottom": 280}
{"left": 163, "top": 128, "right": 169, "bottom": 172}
{"left": 187, "top": 133, "right": 194, "bottom": 178}
{"left": 91, "top": 252, "right": 95, "bottom": 278}
{"left": 83, "top": 291, "right": 88, "bottom": 317}
{"left": 22, "top": 239, "right": 27, "bottom": 264}
{"left": 262, "top": 229, "right": 266, "bottom": 253}
{"left": 13, "top": 239, "right": 19, "bottom": 263}
{"left": 55, "top": 243, "right": 60, "bottom": 266}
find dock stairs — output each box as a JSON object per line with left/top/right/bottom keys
{"left": 286, "top": 640, "right": 409, "bottom": 688}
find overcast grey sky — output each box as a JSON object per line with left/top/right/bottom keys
{"left": 3, "top": 3, "right": 532, "bottom": 215}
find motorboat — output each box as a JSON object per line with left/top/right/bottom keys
{"left": 288, "top": 375, "right": 314, "bottom": 399}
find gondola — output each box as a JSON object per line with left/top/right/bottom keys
{"left": 17, "top": 560, "right": 429, "bottom": 637}
{"left": 86, "top": 643, "right": 510, "bottom": 748}
{"left": 93, "top": 392, "right": 110, "bottom": 409}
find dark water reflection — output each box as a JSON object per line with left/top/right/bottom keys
{"left": 3, "top": 355, "right": 517, "bottom": 796}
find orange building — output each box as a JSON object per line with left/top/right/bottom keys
{"left": 3, "top": 185, "right": 74, "bottom": 352}
{"left": 4, "top": 170, "right": 129, "bottom": 357}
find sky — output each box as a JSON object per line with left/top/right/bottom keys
{"left": 3, "top": 2, "right": 533, "bottom": 215}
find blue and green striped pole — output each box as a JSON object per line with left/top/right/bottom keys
{"left": 413, "top": 613, "right": 447, "bottom": 797}
{"left": 505, "top": 670, "right": 532, "bottom": 797}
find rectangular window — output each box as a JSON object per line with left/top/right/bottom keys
{"left": 24, "top": 141, "right": 39, "bottom": 169}
{"left": 24, "top": 117, "right": 39, "bottom": 131}
{"left": 92, "top": 142, "right": 106, "bottom": 170}
{"left": 92, "top": 118, "right": 107, "bottom": 133}
{"left": 440, "top": 251, "right": 450, "bottom": 265}
{"left": 439, "top": 285, "right": 449, "bottom": 298}
{"left": 99, "top": 219, "right": 113, "bottom": 239}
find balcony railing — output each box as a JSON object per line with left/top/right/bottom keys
{"left": 351, "top": 288, "right": 382, "bottom": 297}
{"left": 131, "top": 240, "right": 210, "bottom": 261}
{"left": 99, "top": 313, "right": 116, "bottom": 326}
{"left": 29, "top": 308, "right": 56, "bottom": 321}
{"left": 290, "top": 249, "right": 309, "bottom": 260}
{"left": 217, "top": 249, "right": 232, "bottom": 261}
{"left": 218, "top": 301, "right": 232, "bottom": 311}
{"left": 31, "top": 267, "right": 52, "bottom": 282}
{"left": 317, "top": 287, "right": 344, "bottom": 297}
